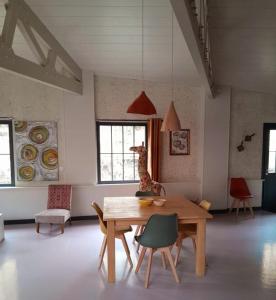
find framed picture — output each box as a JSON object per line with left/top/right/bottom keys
{"left": 170, "top": 129, "right": 190, "bottom": 155}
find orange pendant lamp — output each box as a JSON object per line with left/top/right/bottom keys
{"left": 127, "top": 91, "right": 157, "bottom": 115}
{"left": 160, "top": 101, "right": 181, "bottom": 132}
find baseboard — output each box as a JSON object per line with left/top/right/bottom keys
{"left": 4, "top": 215, "right": 98, "bottom": 225}
{"left": 210, "top": 206, "right": 262, "bottom": 214}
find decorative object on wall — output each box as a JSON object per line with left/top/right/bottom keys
{"left": 130, "top": 143, "right": 165, "bottom": 195}
{"left": 237, "top": 133, "right": 256, "bottom": 152}
{"left": 126, "top": 0, "right": 156, "bottom": 115}
{"left": 15, "top": 121, "right": 58, "bottom": 181}
{"left": 170, "top": 129, "right": 190, "bottom": 155}
{"left": 160, "top": 9, "right": 181, "bottom": 132}
{"left": 244, "top": 133, "right": 256, "bottom": 142}
{"left": 237, "top": 141, "right": 244, "bottom": 152}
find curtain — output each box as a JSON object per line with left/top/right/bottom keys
{"left": 147, "top": 118, "right": 162, "bottom": 182}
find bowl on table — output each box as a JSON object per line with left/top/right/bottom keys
{"left": 138, "top": 198, "right": 153, "bottom": 207}
{"left": 153, "top": 199, "right": 167, "bottom": 207}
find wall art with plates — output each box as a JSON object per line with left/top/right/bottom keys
{"left": 14, "top": 121, "right": 58, "bottom": 181}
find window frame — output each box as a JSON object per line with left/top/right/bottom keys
{"left": 96, "top": 120, "right": 147, "bottom": 184}
{"left": 0, "top": 119, "right": 15, "bottom": 187}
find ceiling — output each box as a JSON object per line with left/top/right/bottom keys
{"left": 209, "top": 0, "right": 276, "bottom": 95}
{"left": 0, "top": 0, "right": 201, "bottom": 85}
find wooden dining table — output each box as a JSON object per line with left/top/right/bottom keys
{"left": 103, "top": 195, "right": 213, "bottom": 283}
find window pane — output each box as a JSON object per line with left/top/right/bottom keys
{"left": 269, "top": 130, "right": 276, "bottom": 151}
{"left": 112, "top": 126, "right": 122, "bottom": 153}
{"left": 134, "top": 154, "right": 139, "bottom": 180}
{"left": 113, "top": 154, "right": 123, "bottom": 181}
{"left": 100, "top": 154, "right": 112, "bottom": 181}
{"left": 0, "top": 124, "right": 10, "bottom": 154}
{"left": 0, "top": 155, "right": 11, "bottom": 184}
{"left": 124, "top": 154, "right": 134, "bottom": 180}
{"left": 268, "top": 151, "right": 276, "bottom": 173}
{"left": 100, "top": 125, "right": 111, "bottom": 153}
{"left": 135, "top": 126, "right": 146, "bottom": 146}
{"left": 123, "top": 126, "right": 134, "bottom": 153}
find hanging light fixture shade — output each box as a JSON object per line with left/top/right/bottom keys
{"left": 127, "top": 90, "right": 157, "bottom": 115}
{"left": 160, "top": 101, "right": 181, "bottom": 132}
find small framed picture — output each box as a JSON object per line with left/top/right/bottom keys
{"left": 170, "top": 129, "right": 190, "bottom": 155}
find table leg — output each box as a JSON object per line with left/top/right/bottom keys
{"left": 196, "top": 219, "right": 206, "bottom": 277}
{"left": 107, "top": 220, "right": 115, "bottom": 283}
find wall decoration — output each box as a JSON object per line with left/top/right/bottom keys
{"left": 237, "top": 133, "right": 256, "bottom": 152}
{"left": 15, "top": 121, "right": 58, "bottom": 181}
{"left": 170, "top": 129, "right": 190, "bottom": 155}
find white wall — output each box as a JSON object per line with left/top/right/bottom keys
{"left": 202, "top": 86, "right": 231, "bottom": 209}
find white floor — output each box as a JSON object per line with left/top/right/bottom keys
{"left": 1, "top": 212, "right": 276, "bottom": 300}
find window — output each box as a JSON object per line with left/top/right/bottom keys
{"left": 0, "top": 120, "right": 15, "bottom": 186}
{"left": 96, "top": 121, "right": 147, "bottom": 184}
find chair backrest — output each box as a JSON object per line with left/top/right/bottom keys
{"left": 91, "top": 202, "right": 107, "bottom": 234}
{"left": 199, "top": 200, "right": 211, "bottom": 211}
{"left": 230, "top": 178, "right": 251, "bottom": 198}
{"left": 135, "top": 191, "right": 155, "bottom": 197}
{"left": 47, "top": 185, "right": 72, "bottom": 211}
{"left": 139, "top": 214, "right": 178, "bottom": 248}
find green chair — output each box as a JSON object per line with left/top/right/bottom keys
{"left": 135, "top": 214, "right": 180, "bottom": 288}
{"left": 133, "top": 191, "right": 156, "bottom": 250}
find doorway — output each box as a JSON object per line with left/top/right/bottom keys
{"left": 262, "top": 123, "right": 276, "bottom": 212}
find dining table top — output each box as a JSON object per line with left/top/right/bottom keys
{"left": 103, "top": 195, "right": 213, "bottom": 222}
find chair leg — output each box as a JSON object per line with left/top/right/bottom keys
{"left": 99, "top": 236, "right": 107, "bottom": 257}
{"left": 136, "top": 225, "right": 145, "bottom": 253}
{"left": 229, "top": 199, "right": 236, "bottom": 213}
{"left": 192, "top": 237, "right": 197, "bottom": 251}
{"left": 161, "top": 251, "right": 167, "bottom": 269}
{"left": 246, "top": 200, "right": 254, "bottom": 217}
{"left": 135, "top": 247, "right": 147, "bottom": 273}
{"left": 145, "top": 248, "right": 154, "bottom": 288}
{"left": 164, "top": 247, "right": 180, "bottom": 284}
{"left": 69, "top": 218, "right": 72, "bottom": 226}
{"left": 36, "top": 223, "right": 40, "bottom": 233}
{"left": 121, "top": 234, "right": 133, "bottom": 267}
{"left": 236, "top": 200, "right": 240, "bottom": 217}
{"left": 133, "top": 225, "right": 141, "bottom": 244}
{"left": 98, "top": 236, "right": 107, "bottom": 269}
{"left": 174, "top": 239, "right": 182, "bottom": 266}
{"left": 60, "top": 224, "right": 65, "bottom": 234}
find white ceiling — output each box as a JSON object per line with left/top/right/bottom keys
{"left": 209, "top": 0, "right": 276, "bottom": 95}
{"left": 0, "top": 0, "right": 201, "bottom": 85}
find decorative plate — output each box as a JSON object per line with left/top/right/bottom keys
{"left": 29, "top": 126, "right": 49, "bottom": 144}
{"left": 41, "top": 148, "right": 58, "bottom": 169}
{"left": 18, "top": 165, "right": 35, "bottom": 181}
{"left": 14, "top": 121, "right": 28, "bottom": 133}
{"left": 21, "top": 144, "right": 38, "bottom": 161}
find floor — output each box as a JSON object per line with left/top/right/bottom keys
{"left": 1, "top": 212, "right": 276, "bottom": 300}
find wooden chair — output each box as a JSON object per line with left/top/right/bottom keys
{"left": 133, "top": 191, "right": 155, "bottom": 252}
{"left": 135, "top": 214, "right": 180, "bottom": 288}
{"left": 229, "top": 178, "right": 254, "bottom": 217}
{"left": 35, "top": 185, "right": 72, "bottom": 234}
{"left": 91, "top": 202, "right": 133, "bottom": 269}
{"left": 174, "top": 200, "right": 211, "bottom": 266}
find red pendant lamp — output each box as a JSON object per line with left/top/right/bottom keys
{"left": 126, "top": 0, "right": 157, "bottom": 116}
{"left": 127, "top": 91, "right": 157, "bottom": 115}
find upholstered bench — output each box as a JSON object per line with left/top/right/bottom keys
{"left": 35, "top": 209, "right": 70, "bottom": 234}
{"left": 0, "top": 213, "right": 4, "bottom": 242}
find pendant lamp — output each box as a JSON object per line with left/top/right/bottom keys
{"left": 160, "top": 9, "right": 181, "bottom": 132}
{"left": 160, "top": 101, "right": 181, "bottom": 132}
{"left": 126, "top": 0, "right": 157, "bottom": 115}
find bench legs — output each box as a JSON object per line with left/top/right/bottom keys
{"left": 36, "top": 223, "right": 40, "bottom": 233}
{"left": 35, "top": 222, "right": 65, "bottom": 234}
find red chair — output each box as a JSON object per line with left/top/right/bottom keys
{"left": 229, "top": 178, "right": 254, "bottom": 216}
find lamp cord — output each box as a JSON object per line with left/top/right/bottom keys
{"left": 171, "top": 7, "right": 174, "bottom": 102}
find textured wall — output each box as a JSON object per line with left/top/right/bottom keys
{"left": 229, "top": 88, "right": 276, "bottom": 179}
{"left": 95, "top": 75, "right": 204, "bottom": 183}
